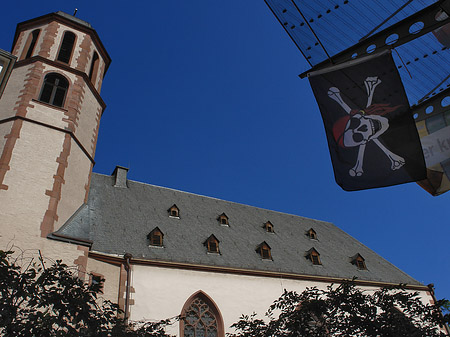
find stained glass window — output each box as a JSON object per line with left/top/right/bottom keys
{"left": 184, "top": 297, "right": 218, "bottom": 337}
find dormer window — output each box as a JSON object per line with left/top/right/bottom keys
{"left": 306, "top": 248, "right": 321, "bottom": 265}
{"left": 217, "top": 213, "right": 229, "bottom": 226}
{"left": 263, "top": 221, "right": 274, "bottom": 233}
{"left": 351, "top": 254, "right": 367, "bottom": 270}
{"left": 204, "top": 235, "right": 220, "bottom": 254}
{"left": 256, "top": 242, "right": 272, "bottom": 260}
{"left": 306, "top": 228, "right": 317, "bottom": 240}
{"left": 147, "top": 227, "right": 164, "bottom": 247}
{"left": 168, "top": 204, "right": 180, "bottom": 218}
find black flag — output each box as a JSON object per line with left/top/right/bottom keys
{"left": 309, "top": 52, "right": 426, "bottom": 191}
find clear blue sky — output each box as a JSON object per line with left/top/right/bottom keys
{"left": 2, "top": 1, "right": 449, "bottom": 302}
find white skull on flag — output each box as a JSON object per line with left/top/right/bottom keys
{"left": 328, "top": 77, "right": 405, "bottom": 177}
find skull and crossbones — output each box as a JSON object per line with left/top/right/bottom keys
{"left": 328, "top": 77, "right": 405, "bottom": 177}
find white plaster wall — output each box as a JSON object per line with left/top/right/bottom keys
{"left": 0, "top": 123, "right": 12, "bottom": 156}
{"left": 0, "top": 65, "right": 30, "bottom": 117}
{"left": 76, "top": 86, "right": 101, "bottom": 156}
{"left": 0, "top": 121, "right": 85, "bottom": 266}
{"left": 0, "top": 122, "right": 62, "bottom": 242}
{"left": 129, "top": 265, "right": 433, "bottom": 336}
{"left": 53, "top": 139, "right": 92, "bottom": 231}
{"left": 27, "top": 100, "right": 67, "bottom": 129}
{"left": 86, "top": 258, "right": 121, "bottom": 303}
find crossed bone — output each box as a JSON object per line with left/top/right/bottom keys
{"left": 328, "top": 77, "right": 405, "bottom": 177}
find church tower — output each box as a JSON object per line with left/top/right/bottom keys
{"left": 0, "top": 12, "right": 110, "bottom": 259}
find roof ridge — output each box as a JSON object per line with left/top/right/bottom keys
{"left": 92, "top": 171, "right": 332, "bottom": 224}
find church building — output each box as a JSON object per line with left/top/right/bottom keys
{"left": 0, "top": 11, "right": 436, "bottom": 336}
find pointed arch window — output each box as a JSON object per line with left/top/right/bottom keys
{"left": 57, "top": 31, "right": 76, "bottom": 63}
{"left": 88, "top": 51, "right": 99, "bottom": 84}
{"left": 256, "top": 241, "right": 272, "bottom": 260}
{"left": 306, "top": 228, "right": 317, "bottom": 240}
{"left": 181, "top": 291, "right": 224, "bottom": 337}
{"left": 20, "top": 29, "right": 40, "bottom": 60}
{"left": 306, "top": 248, "right": 321, "bottom": 265}
{"left": 351, "top": 253, "right": 367, "bottom": 270}
{"left": 204, "top": 235, "right": 220, "bottom": 254}
{"left": 39, "top": 73, "right": 69, "bottom": 107}
{"left": 217, "top": 213, "right": 229, "bottom": 226}
{"left": 168, "top": 204, "right": 180, "bottom": 218}
{"left": 263, "top": 221, "right": 274, "bottom": 233}
{"left": 147, "top": 227, "right": 164, "bottom": 247}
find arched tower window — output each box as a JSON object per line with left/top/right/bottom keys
{"left": 88, "top": 51, "right": 99, "bottom": 84}
{"left": 39, "top": 73, "right": 69, "bottom": 107}
{"left": 20, "top": 29, "right": 40, "bottom": 60}
{"left": 57, "top": 31, "right": 76, "bottom": 63}
{"left": 181, "top": 291, "right": 224, "bottom": 337}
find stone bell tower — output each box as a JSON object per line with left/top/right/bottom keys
{"left": 0, "top": 12, "right": 110, "bottom": 258}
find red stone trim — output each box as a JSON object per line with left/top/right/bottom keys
{"left": 88, "top": 251, "right": 430, "bottom": 292}
{"left": 0, "top": 119, "right": 22, "bottom": 190}
{"left": 74, "top": 245, "right": 89, "bottom": 279}
{"left": 15, "top": 57, "right": 106, "bottom": 111}
{"left": 38, "top": 21, "right": 59, "bottom": 59}
{"left": 40, "top": 133, "right": 72, "bottom": 237}
{"left": 76, "top": 33, "right": 92, "bottom": 73}
{"left": 0, "top": 61, "right": 45, "bottom": 189}
{"left": 13, "top": 13, "right": 111, "bottom": 71}
{"left": 118, "top": 264, "right": 128, "bottom": 316}
{"left": 12, "top": 30, "right": 25, "bottom": 56}
{"left": 0, "top": 115, "right": 95, "bottom": 164}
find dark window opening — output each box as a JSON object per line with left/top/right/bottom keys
{"left": 356, "top": 259, "right": 366, "bottom": 269}
{"left": 88, "top": 52, "right": 99, "bottom": 83}
{"left": 306, "top": 228, "right": 317, "bottom": 240}
{"left": 39, "top": 73, "right": 68, "bottom": 107}
{"left": 21, "top": 29, "right": 40, "bottom": 60}
{"left": 57, "top": 31, "right": 76, "bottom": 63}
{"left": 352, "top": 254, "right": 367, "bottom": 270}
{"left": 264, "top": 221, "right": 274, "bottom": 233}
{"left": 168, "top": 205, "right": 179, "bottom": 218}
{"left": 208, "top": 241, "right": 218, "bottom": 253}
{"left": 148, "top": 227, "right": 164, "bottom": 247}
{"left": 311, "top": 254, "right": 320, "bottom": 265}
{"left": 217, "top": 213, "right": 229, "bottom": 226}
{"left": 205, "top": 235, "right": 220, "bottom": 253}
{"left": 306, "top": 248, "right": 321, "bottom": 265}
{"left": 257, "top": 242, "right": 272, "bottom": 260}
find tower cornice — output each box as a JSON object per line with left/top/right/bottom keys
{"left": 14, "top": 56, "right": 106, "bottom": 112}
{"left": 12, "top": 12, "right": 111, "bottom": 74}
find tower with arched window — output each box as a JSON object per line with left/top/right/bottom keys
{"left": 0, "top": 12, "right": 110, "bottom": 264}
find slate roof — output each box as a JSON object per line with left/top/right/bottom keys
{"left": 54, "top": 169, "right": 422, "bottom": 286}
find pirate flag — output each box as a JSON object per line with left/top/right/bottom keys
{"left": 309, "top": 51, "right": 426, "bottom": 191}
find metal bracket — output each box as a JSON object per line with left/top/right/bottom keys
{"left": 412, "top": 87, "right": 450, "bottom": 122}
{"left": 300, "top": 0, "right": 450, "bottom": 78}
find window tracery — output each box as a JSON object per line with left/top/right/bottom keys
{"left": 181, "top": 292, "right": 223, "bottom": 337}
